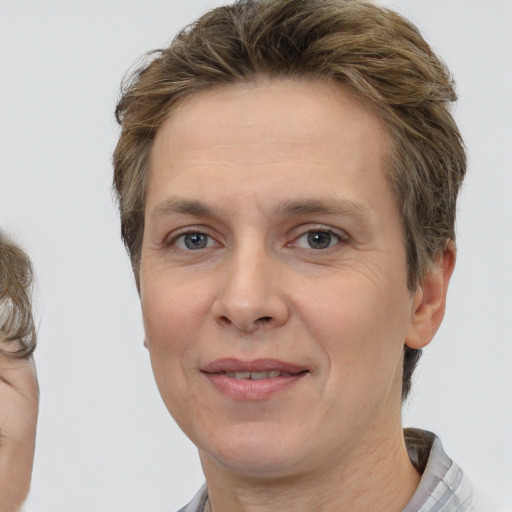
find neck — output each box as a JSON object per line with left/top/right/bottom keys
{"left": 200, "top": 425, "right": 420, "bottom": 512}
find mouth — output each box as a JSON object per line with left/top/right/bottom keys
{"left": 201, "top": 359, "right": 309, "bottom": 400}
{"left": 201, "top": 358, "right": 308, "bottom": 377}
{"left": 222, "top": 370, "right": 300, "bottom": 380}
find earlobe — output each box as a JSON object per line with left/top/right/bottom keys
{"left": 405, "top": 241, "right": 456, "bottom": 349}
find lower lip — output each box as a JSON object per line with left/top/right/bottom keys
{"left": 204, "top": 373, "right": 306, "bottom": 400}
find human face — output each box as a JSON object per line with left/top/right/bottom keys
{"left": 141, "top": 79, "right": 419, "bottom": 479}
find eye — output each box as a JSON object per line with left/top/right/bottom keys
{"left": 174, "top": 232, "right": 216, "bottom": 250}
{"left": 295, "top": 230, "right": 341, "bottom": 250}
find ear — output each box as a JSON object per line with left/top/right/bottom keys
{"left": 405, "top": 240, "right": 456, "bottom": 349}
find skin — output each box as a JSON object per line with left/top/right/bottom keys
{"left": 140, "top": 78, "right": 455, "bottom": 512}
{"left": 0, "top": 353, "right": 38, "bottom": 512}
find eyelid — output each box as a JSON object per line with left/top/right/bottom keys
{"left": 162, "top": 224, "right": 349, "bottom": 250}
{"left": 164, "top": 227, "right": 221, "bottom": 249}
{"left": 287, "top": 224, "right": 350, "bottom": 249}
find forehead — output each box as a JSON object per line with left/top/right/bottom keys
{"left": 151, "top": 77, "right": 389, "bottom": 165}
{"left": 147, "top": 78, "right": 392, "bottom": 214}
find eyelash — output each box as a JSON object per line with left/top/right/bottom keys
{"left": 165, "top": 226, "right": 349, "bottom": 252}
{"left": 289, "top": 226, "right": 348, "bottom": 251}
{"left": 166, "top": 229, "right": 218, "bottom": 251}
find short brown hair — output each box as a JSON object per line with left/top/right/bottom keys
{"left": 113, "top": 0, "right": 466, "bottom": 400}
{"left": 0, "top": 233, "right": 37, "bottom": 359}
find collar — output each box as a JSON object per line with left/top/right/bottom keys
{"left": 403, "top": 428, "right": 474, "bottom": 512}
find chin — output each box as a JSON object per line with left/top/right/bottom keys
{"left": 198, "top": 423, "right": 312, "bottom": 479}
{"left": 206, "top": 449, "right": 306, "bottom": 480}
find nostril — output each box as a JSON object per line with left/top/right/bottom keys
{"left": 219, "top": 315, "right": 231, "bottom": 326}
{"left": 214, "top": 314, "right": 276, "bottom": 331}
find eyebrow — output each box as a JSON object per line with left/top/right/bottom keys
{"left": 275, "top": 198, "right": 372, "bottom": 221}
{"left": 151, "top": 197, "right": 373, "bottom": 223}
{"left": 150, "top": 198, "right": 214, "bottom": 219}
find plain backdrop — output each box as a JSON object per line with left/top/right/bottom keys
{"left": 0, "top": 1, "right": 511, "bottom": 511}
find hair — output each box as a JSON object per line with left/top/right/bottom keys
{"left": 113, "top": 0, "right": 466, "bottom": 400}
{"left": 0, "top": 233, "right": 37, "bottom": 359}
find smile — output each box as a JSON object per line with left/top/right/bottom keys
{"left": 224, "top": 370, "right": 295, "bottom": 380}
{"left": 201, "top": 359, "right": 309, "bottom": 400}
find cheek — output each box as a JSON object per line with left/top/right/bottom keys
{"left": 140, "top": 276, "right": 211, "bottom": 398}
{"left": 303, "top": 278, "right": 409, "bottom": 389}
{"left": 142, "top": 270, "right": 210, "bottom": 344}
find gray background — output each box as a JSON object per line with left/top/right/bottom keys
{"left": 0, "top": 0, "right": 510, "bottom": 510}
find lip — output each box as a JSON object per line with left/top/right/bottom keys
{"left": 201, "top": 358, "right": 308, "bottom": 374}
{"left": 201, "top": 358, "right": 309, "bottom": 401}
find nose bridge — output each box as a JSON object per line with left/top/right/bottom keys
{"left": 213, "top": 236, "right": 288, "bottom": 331}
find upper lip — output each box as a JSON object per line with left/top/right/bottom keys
{"left": 201, "top": 358, "right": 308, "bottom": 374}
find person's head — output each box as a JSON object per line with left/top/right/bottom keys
{"left": 113, "top": 0, "right": 464, "bottom": 459}
{"left": 0, "top": 232, "right": 37, "bottom": 358}
{"left": 113, "top": 0, "right": 465, "bottom": 403}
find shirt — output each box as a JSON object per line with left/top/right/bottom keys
{"left": 178, "top": 429, "right": 479, "bottom": 512}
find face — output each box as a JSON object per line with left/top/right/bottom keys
{"left": 140, "top": 78, "right": 421, "bottom": 479}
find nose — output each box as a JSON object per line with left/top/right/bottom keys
{"left": 211, "top": 245, "right": 289, "bottom": 332}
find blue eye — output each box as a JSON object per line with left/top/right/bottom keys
{"left": 295, "top": 230, "right": 340, "bottom": 250}
{"left": 175, "top": 232, "right": 214, "bottom": 250}
{"left": 308, "top": 231, "right": 333, "bottom": 249}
